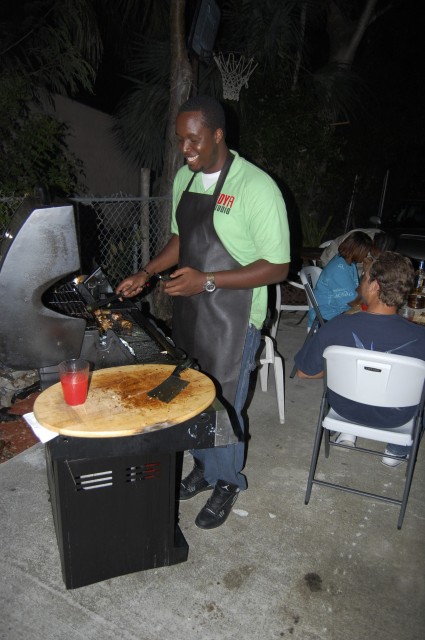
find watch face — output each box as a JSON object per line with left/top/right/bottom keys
{"left": 205, "top": 281, "right": 216, "bottom": 292}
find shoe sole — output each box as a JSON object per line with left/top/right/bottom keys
{"left": 381, "top": 458, "right": 406, "bottom": 468}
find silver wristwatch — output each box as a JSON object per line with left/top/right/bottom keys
{"left": 203, "top": 273, "right": 216, "bottom": 293}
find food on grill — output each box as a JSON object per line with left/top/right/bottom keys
{"left": 94, "top": 308, "right": 112, "bottom": 317}
{"left": 120, "top": 319, "right": 133, "bottom": 335}
{"left": 96, "top": 315, "right": 114, "bottom": 331}
{"left": 93, "top": 308, "right": 133, "bottom": 334}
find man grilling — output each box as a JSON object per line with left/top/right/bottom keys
{"left": 116, "top": 95, "right": 290, "bottom": 529}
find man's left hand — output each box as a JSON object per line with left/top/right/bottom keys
{"left": 163, "top": 267, "right": 205, "bottom": 296}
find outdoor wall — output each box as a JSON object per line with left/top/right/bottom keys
{"left": 42, "top": 95, "right": 140, "bottom": 197}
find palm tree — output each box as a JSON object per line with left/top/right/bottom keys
{"left": 0, "top": 0, "right": 102, "bottom": 99}
{"left": 0, "top": 0, "right": 103, "bottom": 195}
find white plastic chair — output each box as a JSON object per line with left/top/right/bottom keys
{"left": 258, "top": 336, "right": 285, "bottom": 423}
{"left": 299, "top": 265, "right": 322, "bottom": 299}
{"left": 270, "top": 279, "right": 309, "bottom": 339}
{"left": 311, "top": 239, "right": 332, "bottom": 266}
{"left": 305, "top": 346, "right": 425, "bottom": 529}
{"left": 299, "top": 265, "right": 325, "bottom": 329}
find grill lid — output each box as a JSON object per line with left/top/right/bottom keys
{"left": 0, "top": 201, "right": 85, "bottom": 369}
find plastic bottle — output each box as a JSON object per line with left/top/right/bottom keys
{"left": 414, "top": 260, "right": 425, "bottom": 293}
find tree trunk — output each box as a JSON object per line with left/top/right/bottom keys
{"left": 153, "top": 0, "right": 193, "bottom": 325}
{"left": 343, "top": 0, "right": 379, "bottom": 66}
{"left": 292, "top": 2, "right": 307, "bottom": 90}
{"left": 327, "top": 0, "right": 380, "bottom": 67}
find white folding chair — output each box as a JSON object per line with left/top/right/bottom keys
{"left": 289, "top": 266, "right": 324, "bottom": 378}
{"left": 305, "top": 346, "right": 425, "bottom": 529}
{"left": 299, "top": 266, "right": 324, "bottom": 327}
{"left": 258, "top": 335, "right": 285, "bottom": 423}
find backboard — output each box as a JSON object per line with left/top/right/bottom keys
{"left": 188, "top": 0, "right": 221, "bottom": 62}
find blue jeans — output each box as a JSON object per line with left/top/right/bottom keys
{"left": 385, "top": 414, "right": 425, "bottom": 456}
{"left": 385, "top": 444, "right": 410, "bottom": 456}
{"left": 191, "top": 324, "right": 261, "bottom": 490}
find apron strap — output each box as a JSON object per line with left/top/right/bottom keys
{"left": 184, "top": 153, "right": 235, "bottom": 211}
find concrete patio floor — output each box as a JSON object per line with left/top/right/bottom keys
{"left": 1, "top": 311, "right": 424, "bottom": 640}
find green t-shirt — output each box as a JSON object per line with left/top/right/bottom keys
{"left": 171, "top": 150, "right": 290, "bottom": 328}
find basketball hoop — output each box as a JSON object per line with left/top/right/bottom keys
{"left": 213, "top": 52, "right": 258, "bottom": 101}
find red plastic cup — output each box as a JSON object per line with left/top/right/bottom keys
{"left": 58, "top": 359, "right": 90, "bottom": 406}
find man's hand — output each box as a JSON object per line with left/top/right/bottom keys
{"left": 116, "top": 234, "right": 180, "bottom": 297}
{"left": 163, "top": 267, "right": 205, "bottom": 297}
{"left": 116, "top": 272, "right": 149, "bottom": 297}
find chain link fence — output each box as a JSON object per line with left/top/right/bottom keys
{"left": 71, "top": 196, "right": 171, "bottom": 286}
{"left": 0, "top": 196, "right": 26, "bottom": 237}
{"left": 1, "top": 195, "right": 172, "bottom": 288}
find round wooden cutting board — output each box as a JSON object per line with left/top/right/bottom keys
{"left": 33, "top": 364, "right": 216, "bottom": 438}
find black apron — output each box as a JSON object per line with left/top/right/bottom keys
{"left": 172, "top": 154, "right": 252, "bottom": 407}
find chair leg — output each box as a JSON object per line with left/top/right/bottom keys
{"left": 324, "top": 428, "right": 330, "bottom": 458}
{"left": 270, "top": 284, "right": 281, "bottom": 339}
{"left": 397, "top": 428, "right": 420, "bottom": 529}
{"left": 270, "top": 314, "right": 279, "bottom": 340}
{"left": 259, "top": 337, "right": 274, "bottom": 392}
{"left": 273, "top": 353, "right": 285, "bottom": 424}
{"left": 259, "top": 359, "right": 269, "bottom": 392}
{"left": 305, "top": 396, "right": 327, "bottom": 504}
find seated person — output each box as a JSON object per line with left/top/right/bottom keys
{"left": 295, "top": 251, "right": 425, "bottom": 466}
{"left": 320, "top": 228, "right": 377, "bottom": 267}
{"left": 348, "top": 231, "right": 397, "bottom": 312}
{"left": 308, "top": 231, "right": 372, "bottom": 326}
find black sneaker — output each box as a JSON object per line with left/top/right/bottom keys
{"left": 180, "top": 459, "right": 213, "bottom": 500}
{"left": 195, "top": 480, "right": 239, "bottom": 530}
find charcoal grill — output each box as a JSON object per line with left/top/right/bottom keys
{"left": 0, "top": 197, "right": 237, "bottom": 589}
{"left": 0, "top": 197, "right": 183, "bottom": 389}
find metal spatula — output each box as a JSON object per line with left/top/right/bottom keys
{"left": 147, "top": 358, "right": 194, "bottom": 403}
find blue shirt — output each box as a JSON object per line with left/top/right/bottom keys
{"left": 308, "top": 255, "right": 358, "bottom": 325}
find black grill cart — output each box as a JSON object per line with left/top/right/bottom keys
{"left": 34, "top": 366, "right": 236, "bottom": 589}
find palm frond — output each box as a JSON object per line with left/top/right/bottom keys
{"left": 1, "top": 0, "right": 102, "bottom": 97}
{"left": 126, "top": 37, "right": 170, "bottom": 82}
{"left": 309, "top": 62, "right": 374, "bottom": 122}
{"left": 113, "top": 81, "right": 170, "bottom": 173}
{"left": 220, "top": 0, "right": 320, "bottom": 66}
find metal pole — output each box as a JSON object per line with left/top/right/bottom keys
{"left": 344, "top": 174, "right": 359, "bottom": 233}
{"left": 139, "top": 168, "right": 151, "bottom": 270}
{"left": 377, "top": 169, "right": 390, "bottom": 220}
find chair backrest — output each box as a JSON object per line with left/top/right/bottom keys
{"left": 300, "top": 265, "right": 322, "bottom": 290}
{"left": 323, "top": 346, "right": 425, "bottom": 409}
{"left": 299, "top": 266, "right": 325, "bottom": 326}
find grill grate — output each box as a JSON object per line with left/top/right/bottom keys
{"left": 117, "top": 319, "right": 170, "bottom": 363}
{"left": 44, "top": 282, "right": 96, "bottom": 325}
